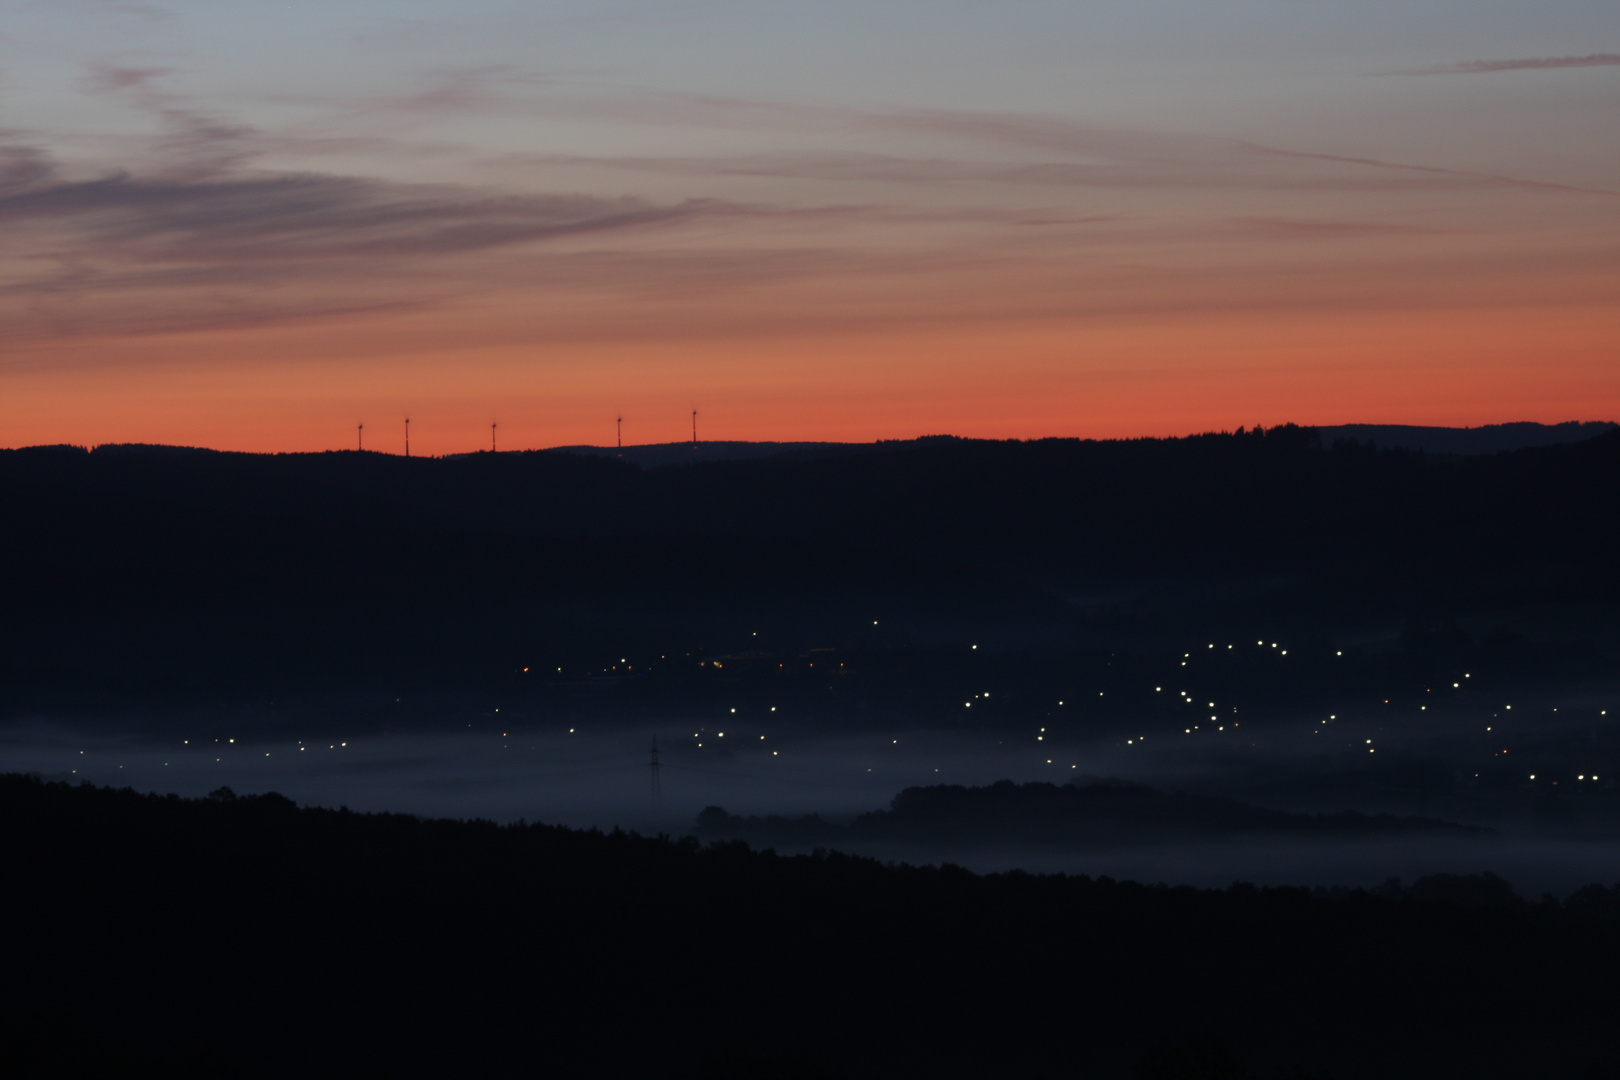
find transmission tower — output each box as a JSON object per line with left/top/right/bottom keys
{"left": 649, "top": 736, "right": 661, "bottom": 801}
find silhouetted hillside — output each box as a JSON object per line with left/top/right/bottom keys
{"left": 554, "top": 423, "right": 1618, "bottom": 465}
{"left": 546, "top": 438, "right": 858, "bottom": 468}
{"left": 693, "top": 779, "right": 1492, "bottom": 849}
{"left": 6, "top": 426, "right": 1618, "bottom": 582}
{"left": 0, "top": 465, "right": 1054, "bottom": 716}
{"left": 5, "top": 774, "right": 1619, "bottom": 1080}
{"left": 2, "top": 425, "right": 1618, "bottom": 715}
{"left": 1318, "top": 421, "right": 1615, "bottom": 456}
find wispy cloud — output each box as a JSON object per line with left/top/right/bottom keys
{"left": 504, "top": 143, "right": 1612, "bottom": 197}
{"left": 0, "top": 138, "right": 753, "bottom": 340}
{"left": 3, "top": 56, "right": 1612, "bottom": 352}
{"left": 252, "top": 66, "right": 1616, "bottom": 199}
{"left": 0, "top": 167, "right": 710, "bottom": 261}
{"left": 0, "top": 140, "right": 1085, "bottom": 272}
{"left": 1238, "top": 144, "right": 1618, "bottom": 198}
{"left": 78, "top": 62, "right": 258, "bottom": 176}
{"left": 456, "top": 85, "right": 1616, "bottom": 197}
{"left": 289, "top": 73, "right": 1229, "bottom": 174}
{"left": 0, "top": 142, "right": 55, "bottom": 188}
{"left": 1233, "top": 217, "right": 1441, "bottom": 239}
{"left": 364, "top": 65, "right": 559, "bottom": 118}
{"left": 1392, "top": 53, "right": 1620, "bottom": 75}
{"left": 0, "top": 136, "right": 1059, "bottom": 343}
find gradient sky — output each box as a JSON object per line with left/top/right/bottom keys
{"left": 2, "top": 1, "right": 1616, "bottom": 453}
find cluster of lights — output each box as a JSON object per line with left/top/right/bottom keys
{"left": 565, "top": 638, "right": 1611, "bottom": 784}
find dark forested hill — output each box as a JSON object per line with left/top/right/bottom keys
{"left": 1317, "top": 420, "right": 1615, "bottom": 456}
{"left": 693, "top": 779, "right": 1493, "bottom": 849}
{"left": 6, "top": 425, "right": 1618, "bottom": 579}
{"left": 4, "top": 774, "right": 1619, "bottom": 1080}
{"left": 2, "top": 426, "right": 1617, "bottom": 715}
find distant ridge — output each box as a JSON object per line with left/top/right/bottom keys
{"left": 2, "top": 423, "right": 1619, "bottom": 709}
{"left": 20, "top": 424, "right": 1612, "bottom": 463}
{"left": 694, "top": 779, "right": 1492, "bottom": 850}
{"left": 1317, "top": 421, "right": 1615, "bottom": 456}
{"left": 551, "top": 423, "right": 1615, "bottom": 466}
{"left": 545, "top": 439, "right": 862, "bottom": 469}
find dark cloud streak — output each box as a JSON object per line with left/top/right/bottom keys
{"left": 1395, "top": 53, "right": 1620, "bottom": 75}
{"left": 1233, "top": 217, "right": 1441, "bottom": 239}
{"left": 509, "top": 145, "right": 1601, "bottom": 196}
{"left": 1239, "top": 144, "right": 1619, "bottom": 198}
{"left": 78, "top": 63, "right": 259, "bottom": 178}
{"left": 0, "top": 155, "right": 712, "bottom": 261}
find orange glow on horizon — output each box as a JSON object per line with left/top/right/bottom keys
{"left": 4, "top": 4, "right": 1615, "bottom": 457}
{"left": 3, "top": 299, "right": 1614, "bottom": 455}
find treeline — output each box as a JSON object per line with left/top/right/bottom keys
{"left": 692, "top": 779, "right": 1493, "bottom": 849}
{"left": 5, "top": 774, "right": 1620, "bottom": 1079}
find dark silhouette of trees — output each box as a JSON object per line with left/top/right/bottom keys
{"left": 4, "top": 774, "right": 1619, "bottom": 1080}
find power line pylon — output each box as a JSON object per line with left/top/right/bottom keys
{"left": 649, "top": 736, "right": 661, "bottom": 801}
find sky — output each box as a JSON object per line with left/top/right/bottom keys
{"left": 1, "top": 1, "right": 1616, "bottom": 453}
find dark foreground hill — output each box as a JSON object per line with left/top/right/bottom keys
{"left": 692, "top": 779, "right": 1493, "bottom": 849}
{"left": 6, "top": 774, "right": 1620, "bottom": 1080}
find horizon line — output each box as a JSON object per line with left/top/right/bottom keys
{"left": 4, "top": 419, "right": 1616, "bottom": 458}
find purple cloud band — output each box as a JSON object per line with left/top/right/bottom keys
{"left": 1398, "top": 52, "right": 1620, "bottom": 75}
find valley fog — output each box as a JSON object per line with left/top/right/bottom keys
{"left": 9, "top": 685, "right": 1617, "bottom": 897}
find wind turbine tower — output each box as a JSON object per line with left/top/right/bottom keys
{"left": 357, "top": 424, "right": 363, "bottom": 452}
{"left": 491, "top": 422, "right": 497, "bottom": 453}
{"left": 692, "top": 409, "right": 698, "bottom": 451}
{"left": 405, "top": 418, "right": 411, "bottom": 458}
